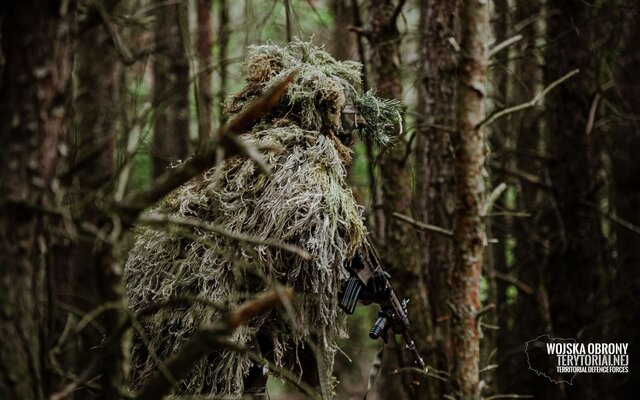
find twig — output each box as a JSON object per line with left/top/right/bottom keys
{"left": 490, "top": 34, "right": 523, "bottom": 56}
{"left": 483, "top": 182, "right": 507, "bottom": 216}
{"left": 585, "top": 93, "right": 601, "bottom": 136}
{"left": 348, "top": 25, "right": 373, "bottom": 40}
{"left": 490, "top": 161, "right": 552, "bottom": 191}
{"left": 388, "top": 366, "right": 449, "bottom": 382}
{"left": 138, "top": 213, "right": 311, "bottom": 260}
{"left": 392, "top": 212, "right": 453, "bottom": 237}
{"left": 479, "top": 364, "right": 499, "bottom": 374}
{"left": 136, "top": 288, "right": 294, "bottom": 400}
{"left": 218, "top": 339, "right": 321, "bottom": 400}
{"left": 493, "top": 271, "right": 535, "bottom": 297}
{"left": 477, "top": 69, "right": 580, "bottom": 130}
{"left": 582, "top": 201, "right": 640, "bottom": 236}
{"left": 94, "top": 0, "right": 135, "bottom": 65}
{"left": 116, "top": 70, "right": 297, "bottom": 218}
{"left": 391, "top": 0, "right": 407, "bottom": 24}
{"left": 476, "top": 304, "right": 496, "bottom": 321}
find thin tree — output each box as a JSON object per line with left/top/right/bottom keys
{"left": 416, "top": 0, "right": 459, "bottom": 397}
{"left": 0, "top": 2, "right": 75, "bottom": 399}
{"left": 544, "top": 1, "right": 608, "bottom": 397}
{"left": 365, "top": 0, "right": 426, "bottom": 397}
{"left": 70, "top": 1, "right": 123, "bottom": 397}
{"left": 152, "top": 0, "right": 191, "bottom": 177}
{"left": 605, "top": 2, "right": 639, "bottom": 398}
{"left": 507, "top": 0, "right": 549, "bottom": 396}
{"left": 196, "top": 0, "right": 213, "bottom": 141}
{"left": 450, "top": 0, "right": 490, "bottom": 398}
{"left": 218, "top": 0, "right": 230, "bottom": 126}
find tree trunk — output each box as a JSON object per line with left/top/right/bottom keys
{"left": 366, "top": 1, "right": 426, "bottom": 398}
{"left": 73, "top": 3, "right": 129, "bottom": 399}
{"left": 196, "top": 0, "right": 213, "bottom": 142}
{"left": 505, "top": 0, "right": 547, "bottom": 396}
{"left": 450, "top": 0, "right": 489, "bottom": 398}
{"left": 330, "top": 0, "right": 355, "bottom": 61}
{"left": 218, "top": 0, "right": 229, "bottom": 127}
{"left": 67, "top": 1, "right": 123, "bottom": 397}
{"left": 545, "top": 2, "right": 607, "bottom": 398}
{"left": 609, "top": 5, "right": 640, "bottom": 398}
{"left": 152, "top": 0, "right": 190, "bottom": 177}
{"left": 416, "top": 0, "right": 458, "bottom": 398}
{"left": 0, "top": 2, "right": 75, "bottom": 399}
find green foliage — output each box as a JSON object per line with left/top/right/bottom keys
{"left": 353, "top": 89, "right": 402, "bottom": 147}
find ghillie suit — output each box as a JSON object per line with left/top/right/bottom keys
{"left": 125, "top": 39, "right": 401, "bottom": 397}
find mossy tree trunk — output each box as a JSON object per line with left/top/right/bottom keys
{"left": 152, "top": 0, "right": 190, "bottom": 177}
{"left": 450, "top": 0, "right": 489, "bottom": 398}
{"left": 0, "top": 2, "right": 75, "bottom": 398}
{"left": 416, "top": 0, "right": 458, "bottom": 397}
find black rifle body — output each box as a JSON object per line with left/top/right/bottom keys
{"left": 338, "top": 239, "right": 425, "bottom": 369}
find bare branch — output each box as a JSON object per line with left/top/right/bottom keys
{"left": 582, "top": 201, "right": 640, "bottom": 236}
{"left": 489, "top": 34, "right": 523, "bottom": 56}
{"left": 493, "top": 271, "right": 535, "bottom": 297}
{"left": 136, "top": 288, "right": 294, "bottom": 400}
{"left": 477, "top": 69, "right": 580, "bottom": 130}
{"left": 391, "top": 0, "right": 407, "bottom": 24}
{"left": 392, "top": 212, "right": 453, "bottom": 237}
{"left": 483, "top": 182, "right": 508, "bottom": 216}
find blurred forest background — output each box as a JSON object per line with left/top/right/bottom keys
{"left": 1, "top": 0, "right": 639, "bottom": 399}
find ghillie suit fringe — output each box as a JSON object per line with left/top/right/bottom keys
{"left": 125, "top": 39, "right": 401, "bottom": 397}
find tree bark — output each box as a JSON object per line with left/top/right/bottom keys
{"left": 416, "top": 0, "right": 458, "bottom": 397}
{"left": 366, "top": 1, "right": 427, "bottom": 398}
{"left": 69, "top": 1, "right": 123, "bottom": 398}
{"left": 505, "top": 0, "right": 547, "bottom": 396}
{"left": 545, "top": 2, "right": 607, "bottom": 397}
{"left": 0, "top": 2, "right": 75, "bottom": 399}
{"left": 609, "top": 5, "right": 640, "bottom": 398}
{"left": 330, "top": 0, "right": 355, "bottom": 61}
{"left": 218, "top": 0, "right": 229, "bottom": 127}
{"left": 196, "top": 0, "right": 213, "bottom": 142}
{"left": 152, "top": 0, "right": 190, "bottom": 177}
{"left": 450, "top": 0, "right": 489, "bottom": 398}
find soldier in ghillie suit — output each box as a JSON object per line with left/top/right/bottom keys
{"left": 124, "top": 39, "right": 401, "bottom": 397}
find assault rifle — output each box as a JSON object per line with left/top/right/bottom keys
{"left": 338, "top": 239, "right": 426, "bottom": 369}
